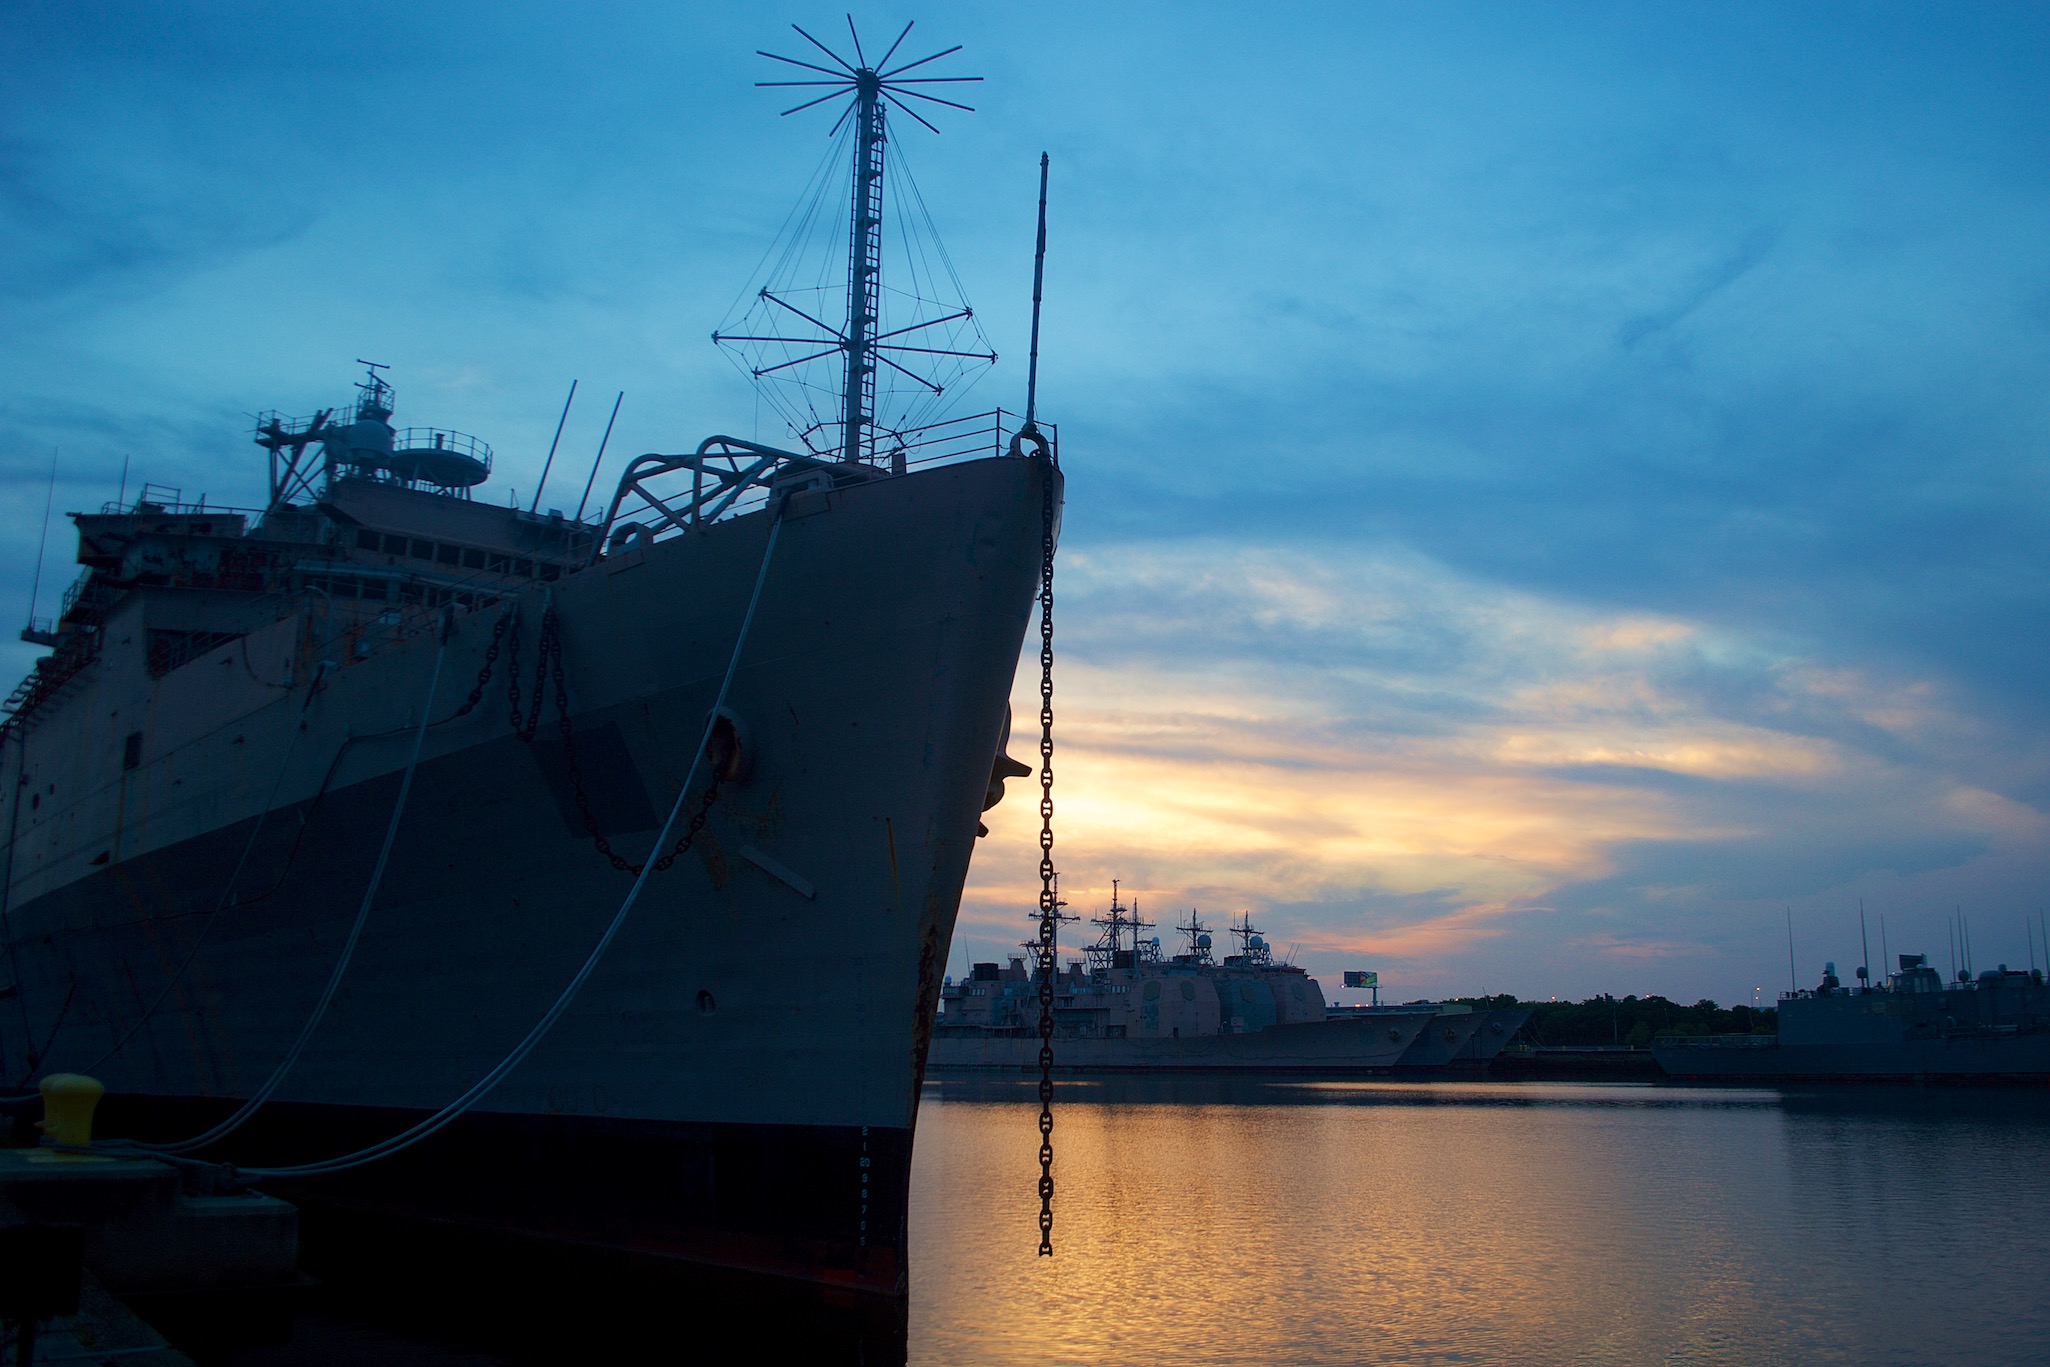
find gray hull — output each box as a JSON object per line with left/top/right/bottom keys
{"left": 1458, "top": 1008, "right": 1533, "bottom": 1065}
{"left": 1652, "top": 1033, "right": 2050, "bottom": 1081}
{"left": 1394, "top": 1011, "right": 1487, "bottom": 1069}
{"left": 927, "top": 1011, "right": 1435, "bottom": 1073}
{"left": 0, "top": 454, "right": 1054, "bottom": 1292}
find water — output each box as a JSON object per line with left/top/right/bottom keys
{"left": 228, "top": 1078, "right": 2050, "bottom": 1364}
{"left": 912, "top": 1078, "right": 2050, "bottom": 1366}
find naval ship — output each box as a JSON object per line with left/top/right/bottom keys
{"left": 1653, "top": 955, "right": 2050, "bottom": 1082}
{"left": 930, "top": 893, "right": 1435, "bottom": 1071}
{"left": 1325, "top": 1001, "right": 1533, "bottom": 1071}
{"left": 0, "top": 28, "right": 1057, "bottom": 1296}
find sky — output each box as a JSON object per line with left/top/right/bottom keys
{"left": 5, "top": 3, "right": 2049, "bottom": 1005}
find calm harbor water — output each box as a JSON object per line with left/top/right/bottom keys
{"left": 237, "top": 1078, "right": 2050, "bottom": 1365}
{"left": 912, "top": 1077, "right": 2050, "bottom": 1366}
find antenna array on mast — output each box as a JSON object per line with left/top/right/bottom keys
{"left": 714, "top": 18, "right": 996, "bottom": 467}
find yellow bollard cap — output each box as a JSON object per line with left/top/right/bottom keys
{"left": 38, "top": 1073, "right": 106, "bottom": 1149}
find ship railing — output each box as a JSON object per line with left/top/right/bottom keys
{"left": 591, "top": 409, "right": 1057, "bottom": 559}
{"left": 95, "top": 487, "right": 267, "bottom": 519}
{"left": 57, "top": 570, "right": 95, "bottom": 624}
{"left": 391, "top": 427, "right": 494, "bottom": 470}
{"left": 1, "top": 626, "right": 102, "bottom": 736}
{"left": 893, "top": 409, "right": 1058, "bottom": 471}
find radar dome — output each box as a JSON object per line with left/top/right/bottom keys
{"left": 1196, "top": 933, "right": 1212, "bottom": 949}
{"left": 1249, "top": 935, "right": 1265, "bottom": 950}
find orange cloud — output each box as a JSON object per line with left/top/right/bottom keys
{"left": 960, "top": 542, "right": 2019, "bottom": 982}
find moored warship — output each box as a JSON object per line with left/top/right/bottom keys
{"left": 0, "top": 26, "right": 1056, "bottom": 1297}
{"left": 1456, "top": 1006, "right": 1535, "bottom": 1067}
{"left": 1653, "top": 955, "right": 2050, "bottom": 1081}
{"left": 1323, "top": 1000, "right": 1532, "bottom": 1071}
{"left": 931, "top": 892, "right": 1434, "bottom": 1071}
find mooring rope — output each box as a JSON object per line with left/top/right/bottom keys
{"left": 237, "top": 514, "right": 783, "bottom": 1177}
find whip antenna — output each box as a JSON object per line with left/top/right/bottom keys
{"left": 1024, "top": 153, "right": 1049, "bottom": 433}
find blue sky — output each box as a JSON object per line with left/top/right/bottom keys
{"left": 6, "top": 3, "right": 2049, "bottom": 1003}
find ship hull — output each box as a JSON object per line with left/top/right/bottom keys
{"left": 1444, "top": 1007, "right": 1532, "bottom": 1069}
{"left": 0, "top": 454, "right": 1055, "bottom": 1296}
{"left": 1652, "top": 1034, "right": 2050, "bottom": 1083}
{"left": 1392, "top": 1011, "right": 1487, "bottom": 1070}
{"left": 926, "top": 1012, "right": 1435, "bottom": 1073}
{"left": 96, "top": 1093, "right": 912, "bottom": 1292}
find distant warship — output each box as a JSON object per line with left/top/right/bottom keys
{"left": 1654, "top": 955, "right": 2050, "bottom": 1081}
{"left": 931, "top": 891, "right": 1437, "bottom": 1071}
{"left": 1326, "top": 1001, "right": 1534, "bottom": 1071}
{"left": 0, "top": 25, "right": 1056, "bottom": 1296}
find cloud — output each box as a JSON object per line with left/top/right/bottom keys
{"left": 4, "top": 4, "right": 2048, "bottom": 1004}
{"left": 965, "top": 539, "right": 2049, "bottom": 1000}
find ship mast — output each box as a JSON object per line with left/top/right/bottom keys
{"left": 727, "top": 20, "right": 993, "bottom": 466}
{"left": 841, "top": 61, "right": 883, "bottom": 466}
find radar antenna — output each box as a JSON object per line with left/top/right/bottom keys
{"left": 716, "top": 18, "right": 996, "bottom": 467}
{"left": 1228, "top": 911, "right": 1272, "bottom": 967}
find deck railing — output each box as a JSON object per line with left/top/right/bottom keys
{"left": 593, "top": 409, "right": 1056, "bottom": 556}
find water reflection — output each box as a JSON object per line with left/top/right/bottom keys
{"left": 911, "top": 1079, "right": 2050, "bottom": 1366}
{"left": 213, "top": 1082, "right": 2050, "bottom": 1363}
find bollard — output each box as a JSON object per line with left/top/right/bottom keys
{"left": 36, "top": 1075, "right": 104, "bottom": 1150}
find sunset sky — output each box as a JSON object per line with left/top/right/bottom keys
{"left": 6, "top": 3, "right": 2048, "bottom": 1004}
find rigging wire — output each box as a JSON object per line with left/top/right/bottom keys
{"left": 234, "top": 514, "right": 784, "bottom": 1178}
{"left": 715, "top": 70, "right": 993, "bottom": 462}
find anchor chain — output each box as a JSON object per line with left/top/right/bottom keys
{"left": 505, "top": 606, "right": 550, "bottom": 742}
{"left": 447, "top": 608, "right": 511, "bottom": 720}
{"left": 1034, "top": 448, "right": 1058, "bottom": 1257}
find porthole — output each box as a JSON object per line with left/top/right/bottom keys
{"left": 696, "top": 989, "right": 716, "bottom": 1015}
{"left": 1180, "top": 981, "right": 1195, "bottom": 1002}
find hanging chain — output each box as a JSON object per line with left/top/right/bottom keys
{"left": 507, "top": 606, "right": 549, "bottom": 742}
{"left": 504, "top": 605, "right": 526, "bottom": 735}
{"left": 447, "top": 608, "right": 511, "bottom": 720}
{"left": 1034, "top": 448, "right": 1058, "bottom": 1258}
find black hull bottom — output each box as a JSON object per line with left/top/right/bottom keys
{"left": 89, "top": 1094, "right": 913, "bottom": 1300}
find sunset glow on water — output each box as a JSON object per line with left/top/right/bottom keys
{"left": 911, "top": 1079, "right": 2050, "bottom": 1365}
